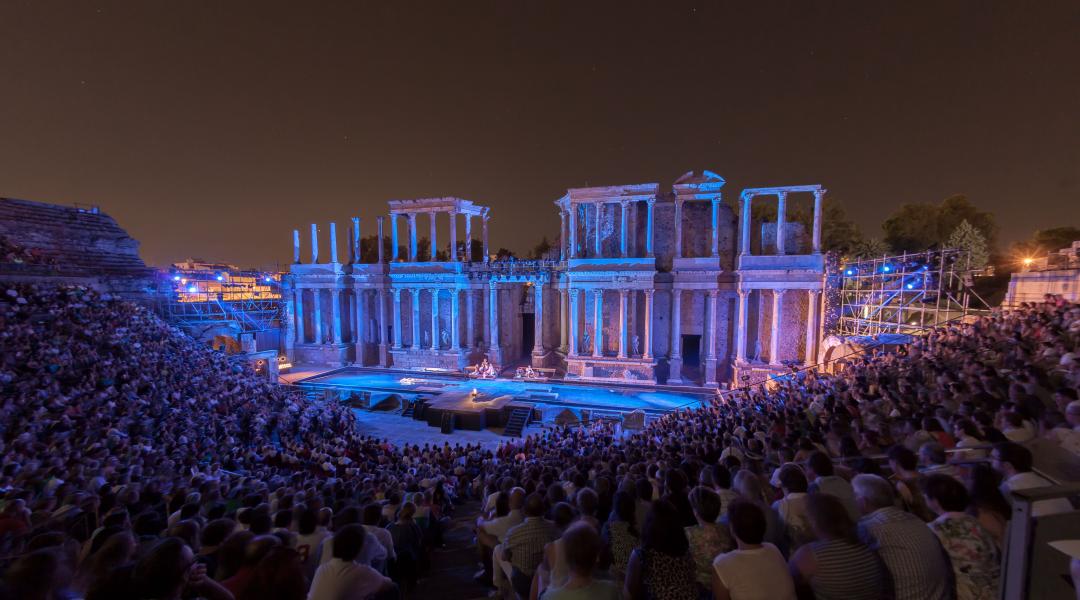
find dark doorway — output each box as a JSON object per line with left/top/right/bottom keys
{"left": 681, "top": 334, "right": 701, "bottom": 367}
{"left": 521, "top": 314, "right": 534, "bottom": 358}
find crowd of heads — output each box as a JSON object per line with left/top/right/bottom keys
{"left": 0, "top": 282, "right": 1077, "bottom": 599}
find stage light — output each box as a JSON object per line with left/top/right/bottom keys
{"left": 216, "top": 275, "right": 224, "bottom": 281}
{"left": 264, "top": 276, "right": 272, "bottom": 282}
{"left": 187, "top": 285, "right": 198, "bottom": 293}
{"left": 172, "top": 275, "right": 180, "bottom": 281}
{"left": 845, "top": 269, "right": 854, "bottom": 276}
{"left": 882, "top": 265, "right": 892, "bottom": 273}
{"left": 1022, "top": 257, "right": 1033, "bottom": 266}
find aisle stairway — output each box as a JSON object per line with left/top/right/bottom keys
{"left": 412, "top": 499, "right": 492, "bottom": 600}
{"left": 502, "top": 406, "right": 531, "bottom": 437}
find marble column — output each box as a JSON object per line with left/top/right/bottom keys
{"left": 735, "top": 288, "right": 748, "bottom": 362}
{"left": 776, "top": 192, "right": 787, "bottom": 256}
{"left": 313, "top": 289, "right": 323, "bottom": 344}
{"left": 411, "top": 288, "right": 421, "bottom": 350}
{"left": 740, "top": 194, "right": 752, "bottom": 256}
{"left": 618, "top": 289, "right": 628, "bottom": 358}
{"left": 451, "top": 289, "right": 461, "bottom": 350}
{"left": 348, "top": 290, "right": 357, "bottom": 342}
{"left": 674, "top": 200, "right": 683, "bottom": 258}
{"left": 559, "top": 211, "right": 567, "bottom": 261}
{"left": 449, "top": 211, "right": 458, "bottom": 262}
{"left": 377, "top": 216, "right": 385, "bottom": 264}
{"left": 804, "top": 290, "right": 819, "bottom": 366}
{"left": 293, "top": 229, "right": 301, "bottom": 263}
{"left": 594, "top": 203, "right": 602, "bottom": 257}
{"left": 407, "top": 214, "right": 418, "bottom": 262}
{"left": 568, "top": 289, "right": 580, "bottom": 356}
{"left": 284, "top": 282, "right": 296, "bottom": 358}
{"left": 559, "top": 288, "right": 568, "bottom": 352}
{"left": 482, "top": 213, "right": 490, "bottom": 263}
{"left": 390, "top": 214, "right": 399, "bottom": 261}
{"left": 488, "top": 282, "right": 499, "bottom": 354}
{"left": 592, "top": 289, "right": 603, "bottom": 357}
{"left": 429, "top": 211, "right": 438, "bottom": 261}
{"left": 646, "top": 199, "right": 655, "bottom": 257}
{"left": 430, "top": 288, "right": 440, "bottom": 349}
{"left": 769, "top": 289, "right": 785, "bottom": 365}
{"left": 351, "top": 217, "right": 361, "bottom": 263}
{"left": 377, "top": 289, "right": 387, "bottom": 345}
{"left": 533, "top": 284, "right": 544, "bottom": 354}
{"left": 392, "top": 289, "right": 402, "bottom": 349}
{"left": 568, "top": 204, "right": 577, "bottom": 258}
{"left": 643, "top": 290, "right": 653, "bottom": 359}
{"left": 711, "top": 199, "right": 720, "bottom": 257}
{"left": 705, "top": 290, "right": 719, "bottom": 385}
{"left": 310, "top": 224, "right": 319, "bottom": 263}
{"left": 466, "top": 289, "right": 476, "bottom": 349}
{"left": 464, "top": 214, "right": 473, "bottom": 261}
{"left": 294, "top": 288, "right": 305, "bottom": 344}
{"left": 620, "top": 200, "right": 629, "bottom": 258}
{"left": 329, "top": 222, "right": 339, "bottom": 264}
{"left": 812, "top": 189, "right": 825, "bottom": 254}
{"left": 669, "top": 289, "right": 682, "bottom": 383}
{"left": 331, "top": 289, "right": 342, "bottom": 343}
{"left": 354, "top": 290, "right": 364, "bottom": 356}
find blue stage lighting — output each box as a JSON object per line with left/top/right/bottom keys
{"left": 172, "top": 275, "right": 180, "bottom": 281}
{"left": 264, "top": 276, "right": 272, "bottom": 283}
{"left": 906, "top": 283, "right": 914, "bottom": 289}
{"left": 882, "top": 265, "right": 892, "bottom": 273}
{"left": 187, "top": 285, "right": 198, "bottom": 293}
{"left": 216, "top": 275, "right": 224, "bottom": 281}
{"left": 845, "top": 269, "right": 854, "bottom": 276}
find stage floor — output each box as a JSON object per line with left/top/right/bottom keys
{"left": 297, "top": 368, "right": 712, "bottom": 415}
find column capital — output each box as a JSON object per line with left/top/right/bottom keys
{"left": 776, "top": 191, "right": 788, "bottom": 201}
{"left": 392, "top": 288, "right": 401, "bottom": 299}
{"left": 708, "top": 289, "right": 720, "bottom": 298}
{"left": 488, "top": 279, "right": 498, "bottom": 290}
{"left": 593, "top": 289, "right": 603, "bottom": 299}
{"left": 619, "top": 198, "right": 630, "bottom": 208}
{"left": 570, "top": 288, "right": 580, "bottom": 300}
{"left": 407, "top": 213, "right": 416, "bottom": 222}
{"left": 619, "top": 288, "right": 628, "bottom": 298}
{"left": 813, "top": 188, "right": 827, "bottom": 198}
{"left": 643, "top": 289, "right": 654, "bottom": 298}
{"left": 646, "top": 197, "right": 656, "bottom": 207}
{"left": 774, "top": 288, "right": 787, "bottom": 297}
{"left": 737, "top": 287, "right": 749, "bottom": 297}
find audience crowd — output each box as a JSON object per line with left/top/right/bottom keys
{"left": 0, "top": 282, "right": 1078, "bottom": 600}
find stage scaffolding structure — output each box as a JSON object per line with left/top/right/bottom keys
{"left": 161, "top": 268, "right": 283, "bottom": 334}
{"left": 835, "top": 248, "right": 989, "bottom": 338}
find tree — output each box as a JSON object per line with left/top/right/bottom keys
{"left": 852, "top": 238, "right": 891, "bottom": 259}
{"left": 495, "top": 247, "right": 516, "bottom": 260}
{"left": 882, "top": 194, "right": 997, "bottom": 253}
{"left": 529, "top": 236, "right": 554, "bottom": 259}
{"left": 947, "top": 219, "right": 989, "bottom": 270}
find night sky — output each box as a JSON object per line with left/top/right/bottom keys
{"left": 2, "top": 1, "right": 1078, "bottom": 268}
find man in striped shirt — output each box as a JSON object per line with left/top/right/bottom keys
{"left": 853, "top": 474, "right": 952, "bottom": 600}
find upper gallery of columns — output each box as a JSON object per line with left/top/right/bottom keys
{"left": 386, "top": 197, "right": 487, "bottom": 218}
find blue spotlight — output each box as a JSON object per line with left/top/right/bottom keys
{"left": 216, "top": 275, "right": 224, "bottom": 281}
{"left": 172, "top": 275, "right": 180, "bottom": 281}
{"left": 187, "top": 285, "right": 198, "bottom": 293}
{"left": 882, "top": 264, "right": 892, "bottom": 273}
{"left": 264, "top": 276, "right": 272, "bottom": 283}
{"left": 906, "top": 283, "right": 914, "bottom": 289}
{"left": 845, "top": 269, "right": 854, "bottom": 276}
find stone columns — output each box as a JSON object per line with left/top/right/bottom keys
{"left": 711, "top": 199, "right": 720, "bottom": 257}
{"left": 407, "top": 214, "right": 418, "bottom": 262}
{"left": 559, "top": 211, "right": 567, "bottom": 261}
{"left": 312, "top": 289, "right": 323, "bottom": 344}
{"left": 464, "top": 214, "right": 473, "bottom": 261}
{"left": 559, "top": 288, "right": 568, "bottom": 352}
{"left": 310, "top": 224, "right": 319, "bottom": 263}
{"left": 377, "top": 289, "right": 387, "bottom": 345}
{"left": 592, "top": 289, "right": 603, "bottom": 357}
{"left": 805, "top": 290, "right": 819, "bottom": 366}
{"left": 735, "top": 288, "right": 748, "bottom": 362}
{"left": 411, "top": 288, "right": 421, "bottom": 350}
{"left": 294, "top": 288, "right": 305, "bottom": 344}
{"left": 488, "top": 282, "right": 499, "bottom": 355}
{"left": 391, "top": 289, "right": 402, "bottom": 348}
{"left": 429, "top": 211, "right": 438, "bottom": 261}
{"left": 705, "top": 290, "right": 719, "bottom": 385}
{"left": 812, "top": 189, "right": 825, "bottom": 254}
{"left": 449, "top": 211, "right": 458, "bottom": 262}
{"left": 568, "top": 289, "right": 580, "bottom": 356}
{"left": 390, "top": 214, "right": 399, "bottom": 261}
{"left": 740, "top": 193, "right": 752, "bottom": 256}
{"left": 430, "top": 288, "right": 439, "bottom": 349}
{"left": 568, "top": 205, "right": 577, "bottom": 258}
{"left": 329, "top": 222, "right": 339, "bottom": 264}
{"left": 482, "top": 213, "right": 490, "bottom": 263}
{"left": 533, "top": 284, "right": 544, "bottom": 354}
{"left": 669, "top": 289, "right": 682, "bottom": 383}
{"left": 594, "top": 203, "right": 602, "bottom": 257}
{"left": 674, "top": 200, "right": 683, "bottom": 258}
{"left": 643, "top": 290, "right": 653, "bottom": 359}
{"left": 770, "top": 289, "right": 785, "bottom": 365}
{"left": 776, "top": 192, "right": 787, "bottom": 255}
{"left": 646, "top": 199, "right": 655, "bottom": 257}
{"left": 331, "top": 289, "right": 342, "bottom": 343}
{"left": 354, "top": 290, "right": 364, "bottom": 348}
{"left": 466, "top": 289, "right": 476, "bottom": 349}
{"left": 351, "top": 217, "right": 361, "bottom": 263}
{"left": 451, "top": 289, "right": 461, "bottom": 350}
{"left": 293, "top": 229, "right": 301, "bottom": 263}
{"left": 618, "top": 289, "right": 628, "bottom": 358}
{"left": 620, "top": 200, "right": 629, "bottom": 258}
{"left": 377, "top": 216, "right": 385, "bottom": 264}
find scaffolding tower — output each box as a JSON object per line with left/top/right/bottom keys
{"left": 835, "top": 248, "right": 988, "bottom": 338}
{"left": 162, "top": 268, "right": 283, "bottom": 334}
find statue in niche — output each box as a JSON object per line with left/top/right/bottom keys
{"left": 754, "top": 339, "right": 762, "bottom": 362}
{"left": 582, "top": 328, "right": 591, "bottom": 352}
{"left": 632, "top": 335, "right": 640, "bottom": 357}
{"left": 423, "top": 331, "right": 430, "bottom": 348}
{"left": 441, "top": 330, "right": 450, "bottom": 348}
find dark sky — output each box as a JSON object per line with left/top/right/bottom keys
{"left": 2, "top": 1, "right": 1078, "bottom": 268}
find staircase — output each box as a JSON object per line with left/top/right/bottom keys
{"left": 503, "top": 407, "right": 532, "bottom": 437}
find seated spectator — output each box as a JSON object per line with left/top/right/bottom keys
{"left": 308, "top": 524, "right": 395, "bottom": 600}
{"left": 684, "top": 486, "right": 732, "bottom": 589}
{"left": 805, "top": 451, "right": 859, "bottom": 522}
{"left": 386, "top": 502, "right": 424, "bottom": 592}
{"left": 624, "top": 499, "right": 697, "bottom": 600}
{"left": 922, "top": 474, "right": 1000, "bottom": 600}
{"left": 772, "top": 464, "right": 813, "bottom": 551}
{"left": 711, "top": 499, "right": 795, "bottom": 600}
{"left": 600, "top": 490, "right": 638, "bottom": 584}
{"left": 853, "top": 474, "right": 951, "bottom": 600}
{"left": 501, "top": 493, "right": 559, "bottom": 599}
{"left": 788, "top": 492, "right": 885, "bottom": 600}
{"left": 539, "top": 522, "right": 618, "bottom": 600}
{"left": 992, "top": 442, "right": 1074, "bottom": 516}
